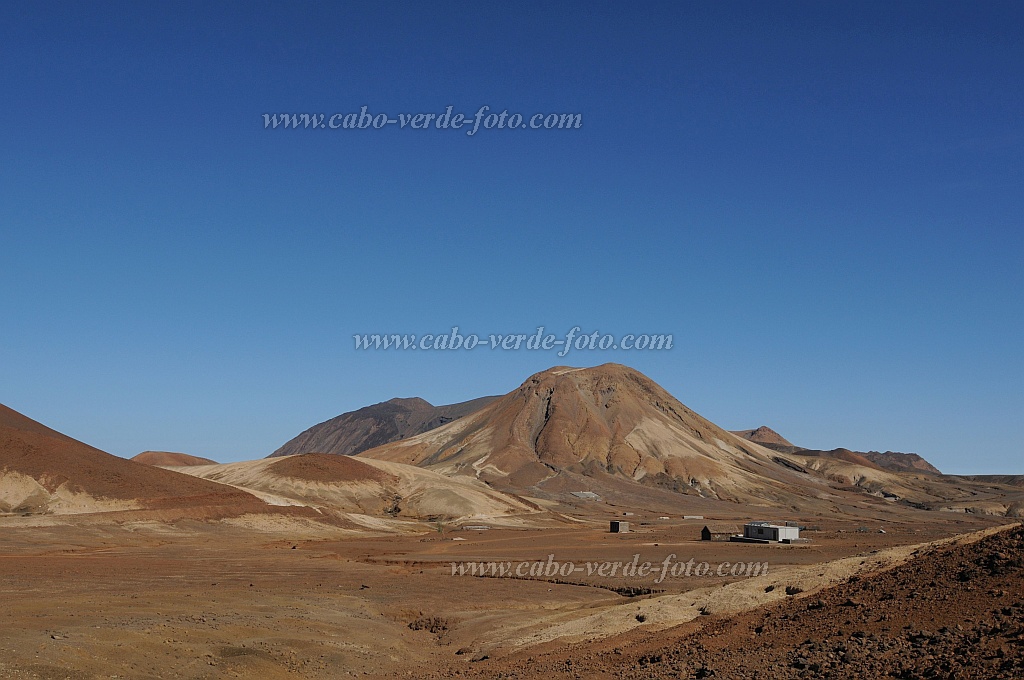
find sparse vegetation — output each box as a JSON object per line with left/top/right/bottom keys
{"left": 408, "top": 615, "right": 451, "bottom": 635}
{"left": 429, "top": 514, "right": 451, "bottom": 535}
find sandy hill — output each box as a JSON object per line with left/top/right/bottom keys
{"left": 0, "top": 403, "right": 262, "bottom": 515}
{"left": 734, "top": 425, "right": 942, "bottom": 475}
{"left": 354, "top": 365, "right": 1019, "bottom": 514}
{"left": 269, "top": 395, "right": 498, "bottom": 458}
{"left": 172, "top": 452, "right": 542, "bottom": 521}
{"left": 798, "top": 447, "right": 885, "bottom": 470}
{"left": 791, "top": 448, "right": 941, "bottom": 475}
{"left": 132, "top": 451, "right": 218, "bottom": 466}
{"left": 356, "top": 364, "right": 853, "bottom": 507}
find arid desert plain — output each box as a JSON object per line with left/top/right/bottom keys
{"left": 2, "top": 365, "right": 1022, "bottom": 679}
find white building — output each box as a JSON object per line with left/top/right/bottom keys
{"left": 743, "top": 521, "right": 800, "bottom": 542}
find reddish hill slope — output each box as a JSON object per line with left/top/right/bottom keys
{"left": 731, "top": 425, "right": 797, "bottom": 451}
{"left": 358, "top": 364, "right": 840, "bottom": 505}
{"left": 0, "top": 404, "right": 262, "bottom": 515}
{"left": 132, "top": 451, "right": 218, "bottom": 466}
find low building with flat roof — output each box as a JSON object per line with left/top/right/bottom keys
{"left": 736, "top": 521, "right": 801, "bottom": 543}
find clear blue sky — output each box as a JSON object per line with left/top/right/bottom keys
{"left": 1, "top": 2, "right": 1021, "bottom": 473}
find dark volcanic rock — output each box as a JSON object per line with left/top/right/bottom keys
{"left": 269, "top": 396, "right": 497, "bottom": 458}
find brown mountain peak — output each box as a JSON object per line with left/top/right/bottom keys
{"left": 132, "top": 451, "right": 218, "bottom": 466}
{"left": 359, "top": 364, "right": 819, "bottom": 504}
{"left": 733, "top": 426, "right": 795, "bottom": 448}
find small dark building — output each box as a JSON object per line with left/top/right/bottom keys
{"left": 610, "top": 521, "right": 629, "bottom": 533}
{"left": 701, "top": 523, "right": 740, "bottom": 541}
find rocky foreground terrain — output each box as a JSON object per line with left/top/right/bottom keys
{"left": 446, "top": 523, "right": 1024, "bottom": 679}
